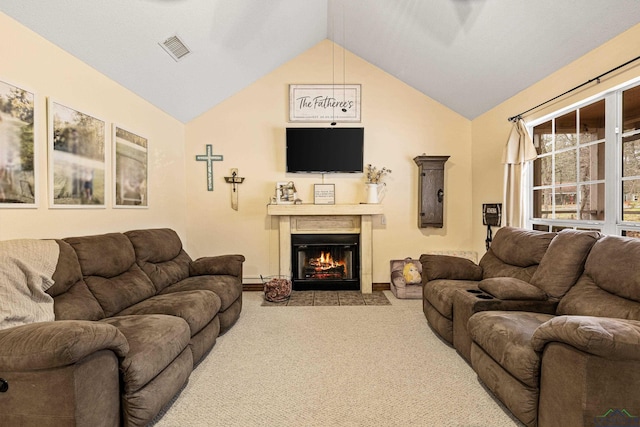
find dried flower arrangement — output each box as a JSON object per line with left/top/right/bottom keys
{"left": 365, "top": 164, "right": 392, "bottom": 184}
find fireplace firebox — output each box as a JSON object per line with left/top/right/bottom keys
{"left": 291, "top": 234, "right": 359, "bottom": 291}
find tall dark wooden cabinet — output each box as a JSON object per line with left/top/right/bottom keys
{"left": 413, "top": 155, "right": 450, "bottom": 228}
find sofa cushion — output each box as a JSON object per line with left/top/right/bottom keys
{"left": 49, "top": 240, "right": 105, "bottom": 321}
{"left": 530, "top": 229, "right": 600, "bottom": 300}
{"left": 423, "top": 279, "right": 480, "bottom": 319}
{"left": 420, "top": 255, "right": 482, "bottom": 281}
{"left": 488, "top": 227, "right": 556, "bottom": 268}
{"left": 117, "top": 290, "right": 221, "bottom": 336}
{"left": 125, "top": 228, "right": 183, "bottom": 264}
{"left": 557, "top": 278, "right": 640, "bottom": 320}
{"left": 479, "top": 250, "right": 538, "bottom": 282}
{"left": 48, "top": 240, "right": 84, "bottom": 297}
{"left": 126, "top": 229, "right": 191, "bottom": 292}
{"left": 468, "top": 310, "right": 553, "bottom": 388}
{"left": 190, "top": 254, "right": 245, "bottom": 278}
{"left": 52, "top": 283, "right": 106, "bottom": 321}
{"left": 66, "top": 233, "right": 136, "bottom": 277}
{"left": 65, "top": 233, "right": 157, "bottom": 317}
{"left": 160, "top": 275, "right": 242, "bottom": 312}
{"left": 584, "top": 235, "right": 640, "bottom": 303}
{"left": 531, "top": 315, "right": 640, "bottom": 360}
{"left": 101, "top": 314, "right": 191, "bottom": 393}
{"left": 478, "top": 277, "right": 547, "bottom": 300}
{"left": 0, "top": 320, "right": 128, "bottom": 370}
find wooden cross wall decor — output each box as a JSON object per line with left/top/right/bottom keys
{"left": 195, "top": 144, "right": 223, "bottom": 191}
{"left": 224, "top": 168, "right": 245, "bottom": 210}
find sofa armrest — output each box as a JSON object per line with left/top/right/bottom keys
{"left": 189, "top": 254, "right": 245, "bottom": 278}
{"left": 419, "top": 254, "right": 483, "bottom": 281}
{"left": 0, "top": 320, "right": 128, "bottom": 371}
{"left": 531, "top": 315, "right": 640, "bottom": 360}
{"left": 478, "top": 277, "right": 548, "bottom": 300}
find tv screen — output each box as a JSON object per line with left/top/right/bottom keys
{"left": 286, "top": 127, "right": 364, "bottom": 173}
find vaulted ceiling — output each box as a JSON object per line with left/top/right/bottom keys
{"left": 2, "top": 0, "right": 640, "bottom": 123}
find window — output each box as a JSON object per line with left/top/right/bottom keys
{"left": 622, "top": 84, "right": 640, "bottom": 223}
{"left": 527, "top": 80, "right": 640, "bottom": 237}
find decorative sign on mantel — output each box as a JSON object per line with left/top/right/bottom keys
{"left": 289, "top": 84, "right": 361, "bottom": 122}
{"left": 314, "top": 183, "right": 335, "bottom": 205}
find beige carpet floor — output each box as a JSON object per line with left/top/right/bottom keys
{"left": 262, "top": 290, "right": 391, "bottom": 306}
{"left": 150, "top": 291, "right": 523, "bottom": 427}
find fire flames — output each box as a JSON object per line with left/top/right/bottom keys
{"left": 308, "top": 251, "right": 347, "bottom": 278}
{"left": 318, "top": 251, "right": 334, "bottom": 266}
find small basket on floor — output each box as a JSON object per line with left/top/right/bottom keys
{"left": 261, "top": 275, "right": 292, "bottom": 302}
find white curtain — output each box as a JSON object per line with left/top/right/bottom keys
{"left": 502, "top": 118, "right": 537, "bottom": 227}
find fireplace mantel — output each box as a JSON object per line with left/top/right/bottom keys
{"left": 267, "top": 203, "right": 383, "bottom": 216}
{"left": 267, "top": 203, "right": 383, "bottom": 293}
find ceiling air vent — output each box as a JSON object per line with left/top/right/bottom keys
{"left": 159, "top": 34, "right": 191, "bottom": 61}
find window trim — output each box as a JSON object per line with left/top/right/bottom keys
{"left": 524, "top": 76, "right": 640, "bottom": 235}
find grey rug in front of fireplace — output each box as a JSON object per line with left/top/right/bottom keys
{"left": 261, "top": 291, "right": 390, "bottom": 307}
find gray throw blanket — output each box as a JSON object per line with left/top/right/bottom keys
{"left": 0, "top": 239, "right": 60, "bottom": 330}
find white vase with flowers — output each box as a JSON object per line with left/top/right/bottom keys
{"left": 365, "top": 164, "right": 391, "bottom": 204}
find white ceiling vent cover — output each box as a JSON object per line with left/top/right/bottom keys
{"left": 159, "top": 35, "right": 191, "bottom": 61}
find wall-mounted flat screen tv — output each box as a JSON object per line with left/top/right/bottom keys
{"left": 286, "top": 127, "right": 364, "bottom": 173}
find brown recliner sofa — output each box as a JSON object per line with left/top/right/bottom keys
{"left": 0, "top": 228, "right": 244, "bottom": 427}
{"left": 468, "top": 234, "right": 640, "bottom": 427}
{"left": 420, "top": 227, "right": 557, "bottom": 348}
{"left": 450, "top": 228, "right": 600, "bottom": 362}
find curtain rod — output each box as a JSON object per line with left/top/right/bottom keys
{"left": 507, "top": 54, "right": 640, "bottom": 123}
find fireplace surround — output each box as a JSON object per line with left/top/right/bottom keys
{"left": 267, "top": 203, "right": 383, "bottom": 293}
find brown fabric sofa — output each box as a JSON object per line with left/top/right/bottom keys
{"left": 0, "top": 228, "right": 244, "bottom": 427}
{"left": 468, "top": 234, "right": 640, "bottom": 427}
{"left": 451, "top": 228, "right": 600, "bottom": 361}
{"left": 419, "top": 227, "right": 557, "bottom": 348}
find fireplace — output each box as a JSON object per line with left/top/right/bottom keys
{"left": 291, "top": 234, "right": 360, "bottom": 291}
{"left": 266, "top": 204, "right": 383, "bottom": 293}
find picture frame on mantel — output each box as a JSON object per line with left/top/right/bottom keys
{"left": 289, "top": 84, "right": 361, "bottom": 122}
{"left": 314, "top": 183, "right": 335, "bottom": 205}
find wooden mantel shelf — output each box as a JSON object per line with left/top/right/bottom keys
{"left": 267, "top": 203, "right": 383, "bottom": 216}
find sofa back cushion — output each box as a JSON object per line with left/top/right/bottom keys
{"left": 487, "top": 227, "right": 556, "bottom": 267}
{"left": 585, "top": 235, "right": 640, "bottom": 302}
{"left": 48, "top": 240, "right": 105, "bottom": 321}
{"left": 557, "top": 235, "right": 640, "bottom": 320}
{"left": 65, "top": 233, "right": 156, "bottom": 317}
{"left": 479, "top": 227, "right": 555, "bottom": 281}
{"left": 479, "top": 251, "right": 538, "bottom": 282}
{"left": 556, "top": 278, "right": 640, "bottom": 319}
{"left": 530, "top": 229, "right": 601, "bottom": 300}
{"left": 125, "top": 228, "right": 191, "bottom": 292}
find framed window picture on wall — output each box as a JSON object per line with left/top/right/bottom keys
{"left": 113, "top": 125, "right": 148, "bottom": 208}
{"left": 48, "top": 99, "right": 106, "bottom": 208}
{"left": 0, "top": 79, "right": 37, "bottom": 208}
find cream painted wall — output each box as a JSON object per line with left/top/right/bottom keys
{"left": 471, "top": 23, "right": 640, "bottom": 256}
{"left": 186, "top": 40, "right": 474, "bottom": 283}
{"left": 13, "top": 10, "right": 634, "bottom": 284}
{"left": 0, "top": 13, "right": 187, "bottom": 241}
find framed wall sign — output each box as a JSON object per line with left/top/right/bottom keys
{"left": 113, "top": 125, "right": 148, "bottom": 208}
{"left": 289, "top": 84, "right": 361, "bottom": 122}
{"left": 314, "top": 183, "right": 335, "bottom": 205}
{"left": 48, "top": 99, "right": 106, "bottom": 208}
{"left": 0, "top": 79, "right": 37, "bottom": 208}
